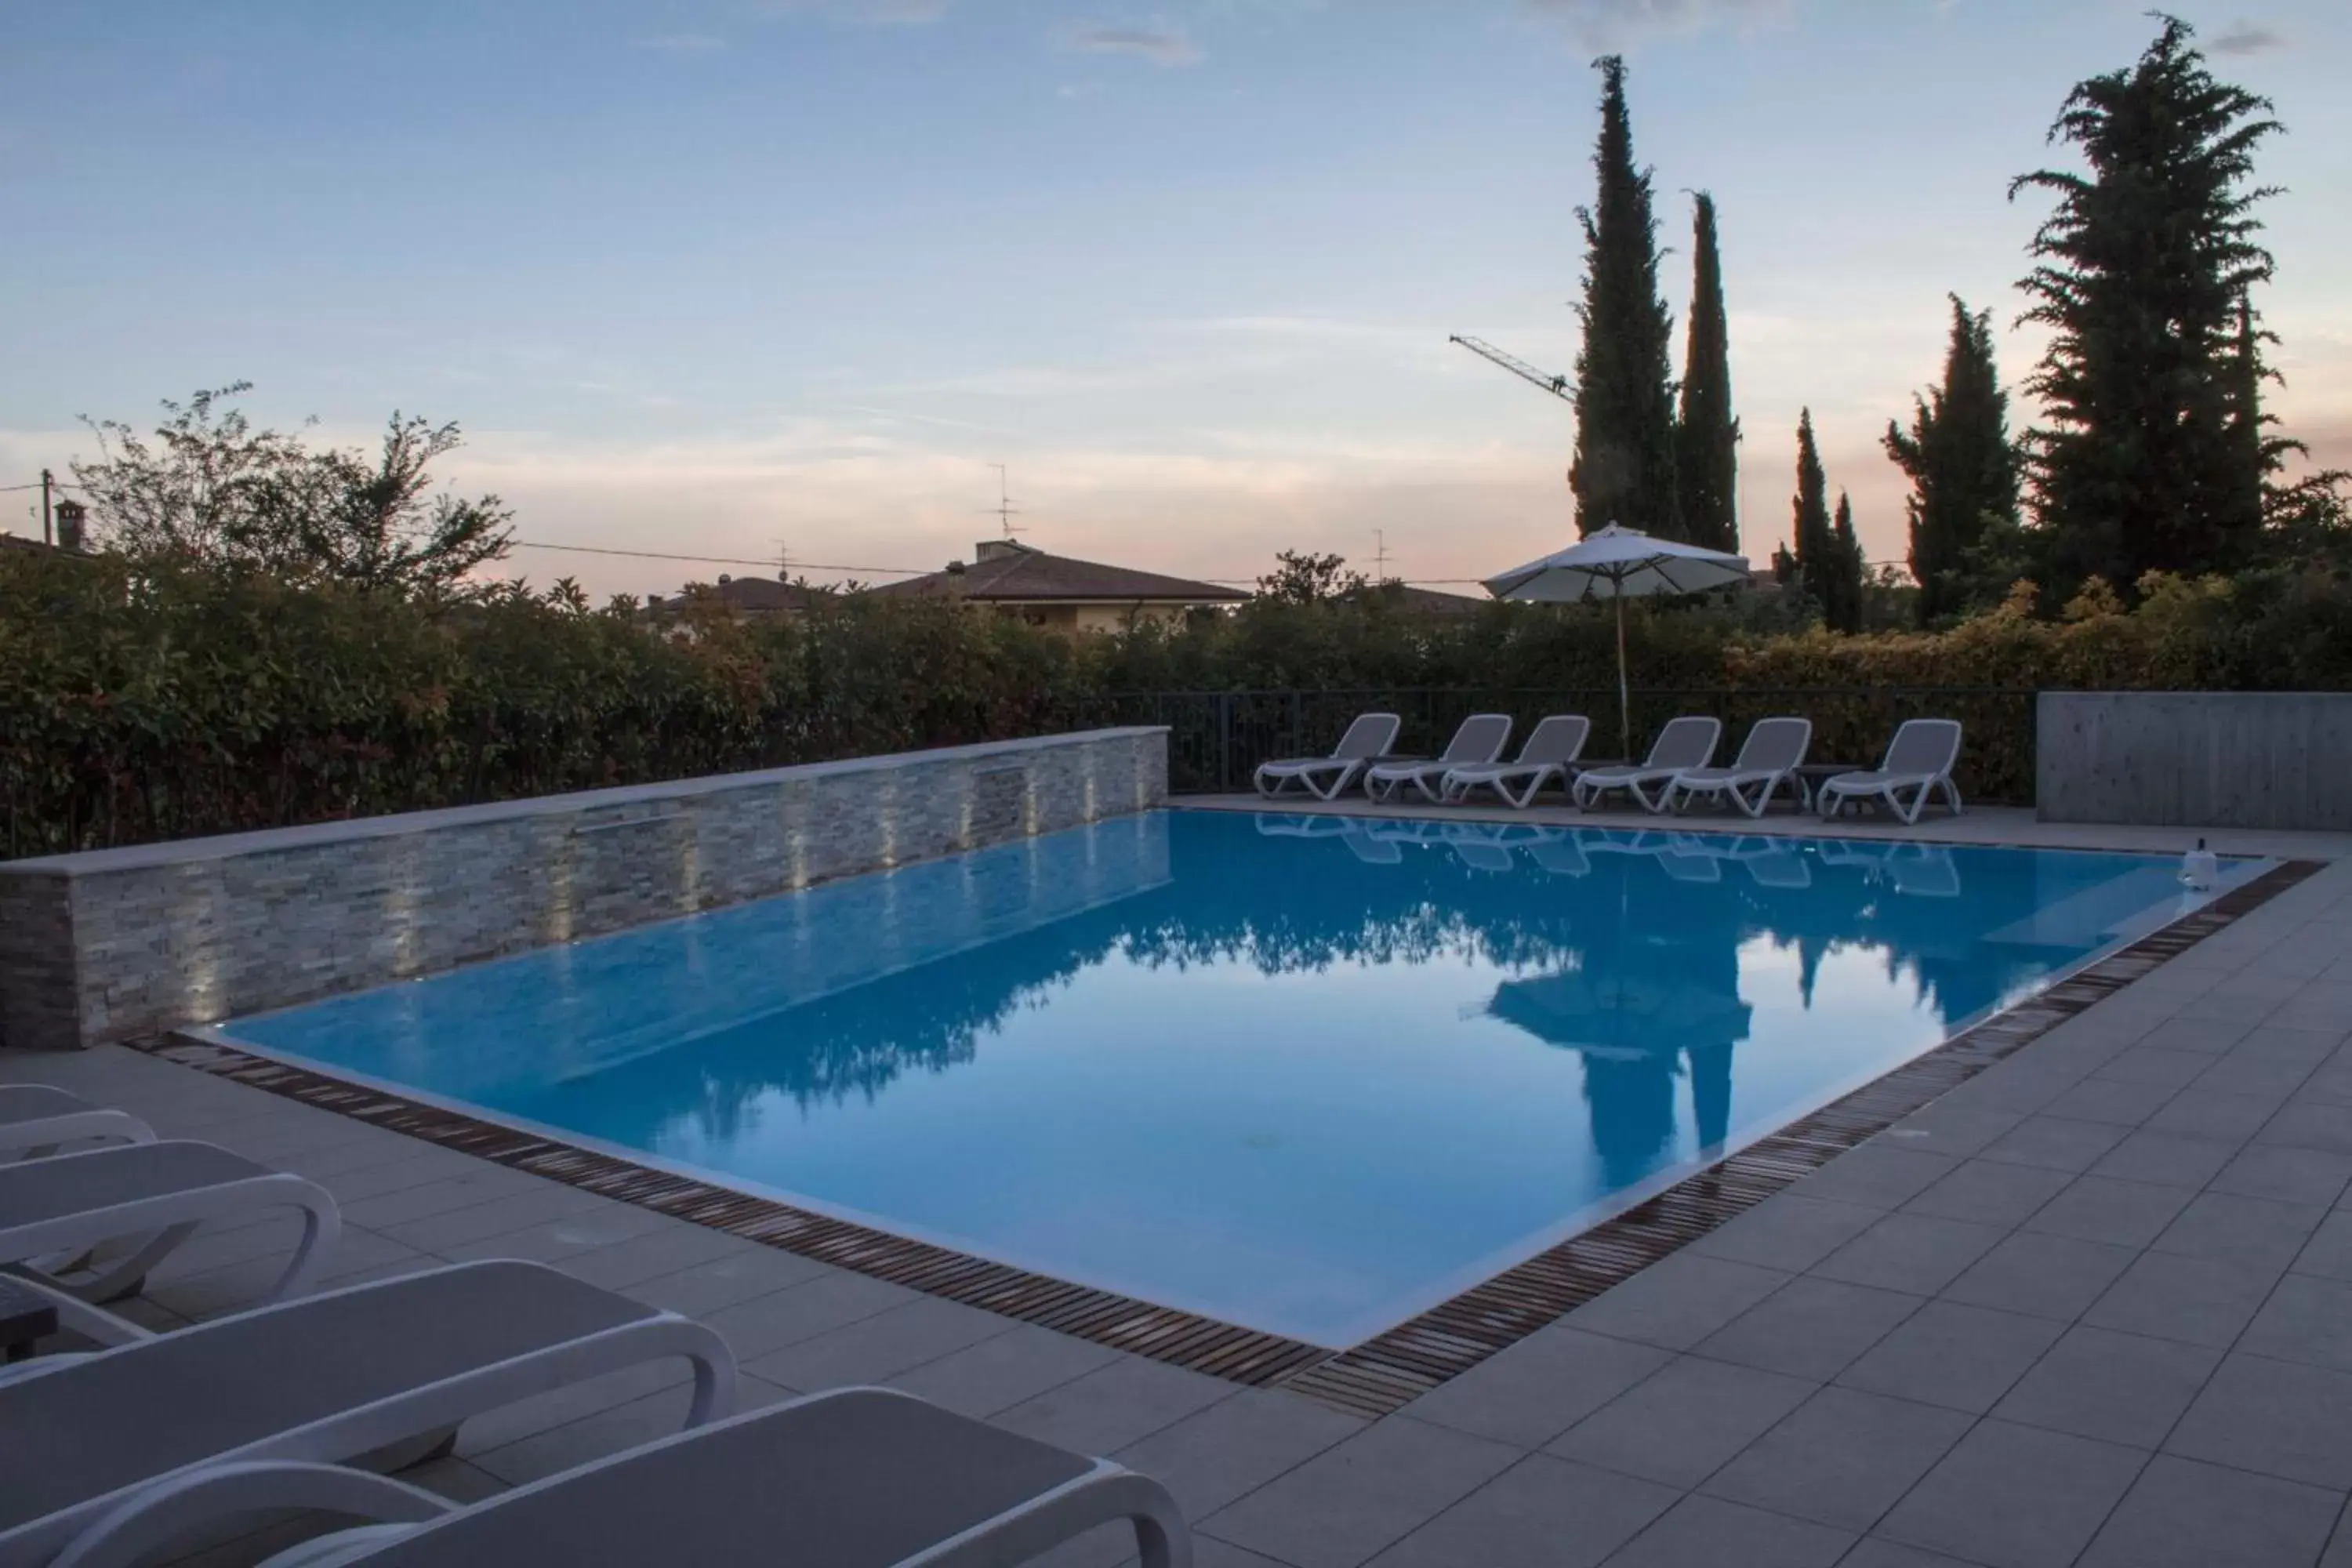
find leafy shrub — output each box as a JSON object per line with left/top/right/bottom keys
{"left": 5, "top": 552, "right": 2348, "bottom": 857}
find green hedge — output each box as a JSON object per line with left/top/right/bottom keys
{"left": 5, "top": 556, "right": 2348, "bottom": 857}
{"left": 0, "top": 555, "right": 1097, "bottom": 857}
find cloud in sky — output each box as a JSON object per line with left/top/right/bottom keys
{"left": 757, "top": 0, "right": 952, "bottom": 24}
{"left": 1063, "top": 23, "right": 1203, "bottom": 66}
{"left": 1519, "top": 0, "right": 1785, "bottom": 49}
{"left": 2210, "top": 20, "right": 2286, "bottom": 55}
{"left": 634, "top": 33, "right": 727, "bottom": 52}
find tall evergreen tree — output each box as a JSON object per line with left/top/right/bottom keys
{"left": 2011, "top": 16, "right": 2280, "bottom": 592}
{"left": 1886, "top": 296, "right": 2020, "bottom": 623}
{"left": 1570, "top": 56, "right": 1680, "bottom": 539}
{"left": 1675, "top": 192, "right": 1740, "bottom": 553}
{"left": 1791, "top": 409, "right": 1833, "bottom": 611}
{"left": 2220, "top": 293, "right": 2272, "bottom": 539}
{"left": 1829, "top": 491, "right": 1866, "bottom": 633}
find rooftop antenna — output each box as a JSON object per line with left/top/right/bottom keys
{"left": 982, "top": 463, "right": 1025, "bottom": 541}
{"left": 1372, "top": 528, "right": 1392, "bottom": 584}
{"left": 775, "top": 539, "right": 792, "bottom": 581}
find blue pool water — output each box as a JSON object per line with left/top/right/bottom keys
{"left": 219, "top": 811, "right": 2266, "bottom": 1345}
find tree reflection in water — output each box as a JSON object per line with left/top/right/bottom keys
{"left": 572, "top": 815, "right": 2083, "bottom": 1183}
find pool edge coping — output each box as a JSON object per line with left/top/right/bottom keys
{"left": 125, "top": 855, "right": 2324, "bottom": 1419}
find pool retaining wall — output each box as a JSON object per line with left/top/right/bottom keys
{"left": 2038, "top": 691, "right": 2352, "bottom": 830}
{"left": 0, "top": 727, "right": 1167, "bottom": 1051}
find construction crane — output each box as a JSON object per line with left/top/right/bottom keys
{"left": 1449, "top": 335, "right": 1575, "bottom": 403}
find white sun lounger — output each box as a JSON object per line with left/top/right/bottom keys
{"left": 1339, "top": 828, "right": 1403, "bottom": 865}
{"left": 1252, "top": 713, "right": 1403, "bottom": 800}
{"left": 1443, "top": 825, "right": 1519, "bottom": 873}
{"left": 1363, "top": 713, "right": 1512, "bottom": 803}
{"left": 0, "top": 1087, "right": 155, "bottom": 1162}
{"left": 1817, "top": 719, "right": 1965, "bottom": 825}
{"left": 1253, "top": 815, "right": 1356, "bottom": 840}
{"left": 1362, "top": 819, "right": 1445, "bottom": 848}
{"left": 1886, "top": 844, "right": 1963, "bottom": 897}
{"left": 1526, "top": 833, "right": 1592, "bottom": 877}
{"left": 1653, "top": 837, "right": 1725, "bottom": 884}
{"left": 1570, "top": 717, "right": 1722, "bottom": 812}
{"left": 1815, "top": 839, "right": 1889, "bottom": 871}
{"left": 1730, "top": 839, "right": 1813, "bottom": 890}
{"left": 1439, "top": 715, "right": 1592, "bottom": 808}
{"left": 1664, "top": 717, "right": 1813, "bottom": 818}
{"left": 0, "top": 1259, "right": 738, "bottom": 1568}
{"left": 0, "top": 1140, "right": 339, "bottom": 1343}
{"left": 67, "top": 1386, "right": 1186, "bottom": 1568}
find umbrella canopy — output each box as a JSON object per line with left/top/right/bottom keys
{"left": 1484, "top": 523, "right": 1753, "bottom": 601}
{"left": 1484, "top": 524, "right": 1751, "bottom": 760}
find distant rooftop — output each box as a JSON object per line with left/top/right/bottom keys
{"left": 659, "top": 575, "right": 835, "bottom": 616}
{"left": 872, "top": 541, "right": 1248, "bottom": 605}
{"left": 1359, "top": 580, "right": 1494, "bottom": 617}
{"left": 0, "top": 532, "right": 82, "bottom": 558}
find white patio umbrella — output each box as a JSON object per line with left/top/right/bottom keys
{"left": 1483, "top": 523, "right": 1752, "bottom": 761}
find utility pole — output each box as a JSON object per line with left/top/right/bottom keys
{"left": 39, "top": 470, "right": 53, "bottom": 547}
{"left": 1372, "top": 529, "right": 1392, "bottom": 584}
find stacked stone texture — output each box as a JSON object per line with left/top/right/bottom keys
{"left": 0, "top": 728, "right": 1167, "bottom": 1051}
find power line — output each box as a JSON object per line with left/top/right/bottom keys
{"left": 507, "top": 539, "right": 1526, "bottom": 586}
{"left": 0, "top": 488, "right": 1610, "bottom": 589}
{"left": 510, "top": 538, "right": 1504, "bottom": 586}
{"left": 511, "top": 541, "right": 933, "bottom": 575}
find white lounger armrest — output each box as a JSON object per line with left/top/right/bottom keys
{"left": 0, "top": 1088, "right": 157, "bottom": 1162}
{"left": 0, "top": 1142, "right": 342, "bottom": 1341}
{"left": 86, "top": 1388, "right": 1190, "bottom": 1568}
{"left": 50, "top": 1462, "right": 456, "bottom": 1568}
{"left": 2, "top": 1261, "right": 739, "bottom": 1568}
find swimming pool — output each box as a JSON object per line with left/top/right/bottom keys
{"left": 213, "top": 810, "right": 2266, "bottom": 1346}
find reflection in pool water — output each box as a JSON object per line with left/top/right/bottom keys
{"left": 221, "top": 810, "right": 2262, "bottom": 1345}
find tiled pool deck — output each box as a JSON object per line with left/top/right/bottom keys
{"left": 13, "top": 804, "right": 2352, "bottom": 1567}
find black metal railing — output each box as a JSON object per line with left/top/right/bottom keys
{"left": 1078, "top": 687, "right": 2040, "bottom": 803}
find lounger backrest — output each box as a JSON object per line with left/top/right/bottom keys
{"left": 1515, "top": 714, "right": 1592, "bottom": 767}
{"left": 1331, "top": 712, "right": 1403, "bottom": 760}
{"left": 1529, "top": 836, "right": 1592, "bottom": 877}
{"left": 1881, "top": 718, "right": 1962, "bottom": 778}
{"left": 1744, "top": 850, "right": 1811, "bottom": 889}
{"left": 1437, "top": 713, "right": 1514, "bottom": 765}
{"left": 1886, "top": 844, "right": 1962, "bottom": 895}
{"left": 1731, "top": 716, "right": 1812, "bottom": 773}
{"left": 1642, "top": 716, "right": 1721, "bottom": 771}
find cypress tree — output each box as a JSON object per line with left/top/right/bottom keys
{"left": 1570, "top": 56, "right": 1680, "bottom": 539}
{"left": 2011, "top": 16, "right": 2281, "bottom": 592}
{"left": 1676, "top": 192, "right": 1740, "bottom": 553}
{"left": 1791, "top": 409, "right": 1833, "bottom": 614}
{"left": 1829, "top": 491, "right": 1866, "bottom": 633}
{"left": 2223, "top": 292, "right": 2288, "bottom": 529}
{"left": 1886, "top": 296, "right": 2020, "bottom": 624}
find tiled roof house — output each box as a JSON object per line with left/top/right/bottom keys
{"left": 871, "top": 540, "right": 1247, "bottom": 633}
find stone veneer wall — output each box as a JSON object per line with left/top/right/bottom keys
{"left": 0, "top": 727, "right": 1167, "bottom": 1051}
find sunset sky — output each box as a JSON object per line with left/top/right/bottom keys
{"left": 2, "top": 0, "right": 2346, "bottom": 598}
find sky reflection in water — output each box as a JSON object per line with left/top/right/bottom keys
{"left": 227, "top": 811, "right": 2255, "bottom": 1345}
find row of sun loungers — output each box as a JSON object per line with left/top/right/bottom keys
{"left": 0, "top": 1087, "right": 1189, "bottom": 1568}
{"left": 1254, "top": 711, "right": 1967, "bottom": 825}
{"left": 1254, "top": 817, "right": 1966, "bottom": 892}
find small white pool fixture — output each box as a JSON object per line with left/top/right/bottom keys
{"left": 2180, "top": 837, "right": 2218, "bottom": 891}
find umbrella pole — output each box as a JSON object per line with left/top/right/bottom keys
{"left": 1614, "top": 590, "right": 1631, "bottom": 761}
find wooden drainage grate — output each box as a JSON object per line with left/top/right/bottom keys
{"left": 135, "top": 857, "right": 2321, "bottom": 1417}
